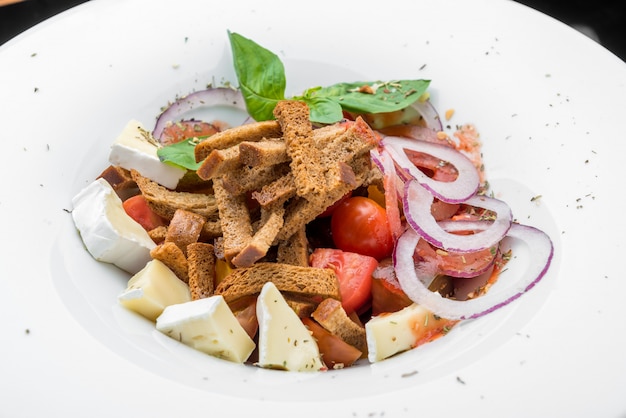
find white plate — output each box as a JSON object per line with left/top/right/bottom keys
{"left": 1, "top": 0, "right": 625, "bottom": 416}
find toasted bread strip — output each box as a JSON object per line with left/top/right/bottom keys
{"left": 274, "top": 156, "right": 371, "bottom": 242}
{"left": 221, "top": 162, "right": 291, "bottom": 197}
{"left": 230, "top": 204, "right": 285, "bottom": 268}
{"left": 165, "top": 209, "right": 206, "bottom": 255}
{"left": 150, "top": 241, "right": 189, "bottom": 283}
{"left": 283, "top": 296, "right": 318, "bottom": 318}
{"left": 239, "top": 139, "right": 289, "bottom": 167}
{"left": 212, "top": 178, "right": 253, "bottom": 261}
{"left": 148, "top": 225, "right": 168, "bottom": 244}
{"left": 187, "top": 242, "right": 216, "bottom": 300}
{"left": 312, "top": 298, "right": 367, "bottom": 353}
{"left": 97, "top": 165, "right": 135, "bottom": 193}
{"left": 251, "top": 172, "right": 296, "bottom": 208}
{"left": 214, "top": 262, "right": 341, "bottom": 307}
{"left": 320, "top": 117, "right": 379, "bottom": 160}
{"left": 131, "top": 170, "right": 219, "bottom": 221}
{"left": 276, "top": 226, "right": 309, "bottom": 267}
{"left": 196, "top": 146, "right": 241, "bottom": 180}
{"left": 194, "top": 120, "right": 282, "bottom": 162}
{"left": 273, "top": 100, "right": 318, "bottom": 198}
{"left": 200, "top": 220, "right": 223, "bottom": 240}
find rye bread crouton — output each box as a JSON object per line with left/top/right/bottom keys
{"left": 239, "top": 139, "right": 289, "bottom": 167}
{"left": 251, "top": 172, "right": 296, "bottom": 208}
{"left": 220, "top": 162, "right": 291, "bottom": 197}
{"left": 312, "top": 298, "right": 367, "bottom": 353}
{"left": 97, "top": 165, "right": 135, "bottom": 195}
{"left": 196, "top": 146, "right": 241, "bottom": 180}
{"left": 214, "top": 262, "right": 341, "bottom": 312}
{"left": 150, "top": 241, "right": 189, "bottom": 284}
{"left": 187, "top": 242, "right": 216, "bottom": 300}
{"left": 131, "top": 169, "right": 219, "bottom": 221}
{"left": 276, "top": 225, "right": 309, "bottom": 267}
{"left": 165, "top": 209, "right": 206, "bottom": 255}
{"left": 274, "top": 153, "right": 373, "bottom": 242}
{"left": 212, "top": 178, "right": 253, "bottom": 261}
{"left": 272, "top": 100, "right": 317, "bottom": 198}
{"left": 194, "top": 120, "right": 282, "bottom": 162}
{"left": 148, "top": 225, "right": 168, "bottom": 244}
{"left": 230, "top": 204, "right": 285, "bottom": 268}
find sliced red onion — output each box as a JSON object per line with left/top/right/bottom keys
{"left": 370, "top": 148, "right": 405, "bottom": 199}
{"left": 382, "top": 135, "right": 479, "bottom": 203}
{"left": 370, "top": 148, "right": 404, "bottom": 241}
{"left": 153, "top": 87, "right": 247, "bottom": 140}
{"left": 403, "top": 180, "right": 512, "bottom": 253}
{"left": 394, "top": 222, "right": 553, "bottom": 320}
{"left": 411, "top": 99, "right": 443, "bottom": 131}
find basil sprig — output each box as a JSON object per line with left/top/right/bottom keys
{"left": 229, "top": 31, "right": 430, "bottom": 124}
{"left": 158, "top": 32, "right": 431, "bottom": 169}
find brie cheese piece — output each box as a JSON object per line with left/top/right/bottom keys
{"left": 71, "top": 178, "right": 155, "bottom": 274}
{"left": 156, "top": 296, "right": 255, "bottom": 363}
{"left": 365, "top": 303, "right": 455, "bottom": 362}
{"left": 118, "top": 259, "right": 191, "bottom": 321}
{"left": 108, "top": 119, "right": 185, "bottom": 189}
{"left": 256, "top": 282, "right": 324, "bottom": 371}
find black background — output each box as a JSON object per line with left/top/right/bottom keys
{"left": 1, "top": 0, "right": 625, "bottom": 61}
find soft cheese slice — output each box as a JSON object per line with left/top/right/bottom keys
{"left": 71, "top": 178, "right": 155, "bottom": 274}
{"left": 118, "top": 259, "right": 191, "bottom": 321}
{"left": 256, "top": 282, "right": 324, "bottom": 371}
{"left": 156, "top": 296, "right": 255, "bottom": 363}
{"left": 365, "top": 303, "right": 456, "bottom": 362}
{"left": 109, "top": 119, "right": 186, "bottom": 189}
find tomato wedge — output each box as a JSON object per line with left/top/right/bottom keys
{"left": 159, "top": 120, "right": 222, "bottom": 145}
{"left": 122, "top": 194, "right": 167, "bottom": 231}
{"left": 310, "top": 248, "right": 377, "bottom": 314}
{"left": 371, "top": 258, "right": 413, "bottom": 316}
{"left": 302, "top": 318, "right": 362, "bottom": 369}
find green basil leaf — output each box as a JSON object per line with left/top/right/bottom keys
{"left": 302, "top": 96, "right": 344, "bottom": 124}
{"left": 307, "top": 79, "right": 430, "bottom": 114}
{"left": 228, "top": 31, "right": 286, "bottom": 121}
{"left": 157, "top": 138, "right": 201, "bottom": 171}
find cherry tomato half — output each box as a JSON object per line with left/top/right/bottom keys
{"left": 330, "top": 196, "right": 393, "bottom": 260}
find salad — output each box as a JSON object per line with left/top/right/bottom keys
{"left": 71, "top": 32, "right": 553, "bottom": 371}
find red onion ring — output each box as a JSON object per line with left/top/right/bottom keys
{"left": 403, "top": 180, "right": 512, "bottom": 253}
{"left": 393, "top": 222, "right": 553, "bottom": 320}
{"left": 370, "top": 148, "right": 404, "bottom": 199}
{"left": 370, "top": 148, "right": 404, "bottom": 241}
{"left": 381, "top": 135, "right": 479, "bottom": 203}
{"left": 411, "top": 99, "right": 443, "bottom": 131}
{"left": 153, "top": 87, "right": 247, "bottom": 140}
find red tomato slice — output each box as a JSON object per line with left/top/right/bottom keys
{"left": 404, "top": 149, "right": 458, "bottom": 182}
{"left": 330, "top": 196, "right": 394, "bottom": 260}
{"left": 371, "top": 258, "right": 413, "bottom": 316}
{"left": 414, "top": 238, "right": 497, "bottom": 278}
{"left": 159, "top": 121, "right": 222, "bottom": 145}
{"left": 234, "top": 301, "right": 258, "bottom": 340}
{"left": 122, "top": 194, "right": 167, "bottom": 231}
{"left": 301, "top": 318, "right": 362, "bottom": 368}
{"left": 309, "top": 248, "right": 377, "bottom": 314}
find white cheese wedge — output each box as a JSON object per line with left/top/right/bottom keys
{"left": 71, "top": 178, "right": 155, "bottom": 274}
{"left": 365, "top": 303, "right": 455, "bottom": 362}
{"left": 108, "top": 119, "right": 185, "bottom": 189}
{"left": 118, "top": 259, "right": 191, "bottom": 321}
{"left": 256, "top": 282, "right": 324, "bottom": 371}
{"left": 156, "top": 296, "right": 255, "bottom": 363}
